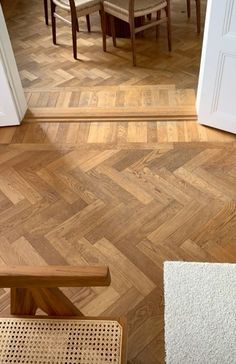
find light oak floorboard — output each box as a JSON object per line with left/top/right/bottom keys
{"left": 0, "top": 122, "right": 235, "bottom": 363}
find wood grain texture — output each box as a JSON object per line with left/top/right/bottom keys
{"left": 2, "top": 0, "right": 206, "bottom": 119}
{"left": 10, "top": 287, "right": 37, "bottom": 315}
{"left": 0, "top": 266, "right": 110, "bottom": 287}
{"left": 30, "top": 287, "right": 83, "bottom": 316}
{"left": 2, "top": 0, "right": 205, "bottom": 89}
{"left": 11, "top": 286, "right": 83, "bottom": 316}
{"left": 0, "top": 124, "right": 235, "bottom": 362}
{"left": 0, "top": 122, "right": 235, "bottom": 145}
{"left": 23, "top": 86, "right": 197, "bottom": 122}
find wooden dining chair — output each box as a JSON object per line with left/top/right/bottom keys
{"left": 186, "top": 0, "right": 201, "bottom": 33}
{"left": 50, "top": 0, "right": 101, "bottom": 59}
{"left": 0, "top": 265, "right": 126, "bottom": 364}
{"left": 101, "top": 0, "right": 171, "bottom": 66}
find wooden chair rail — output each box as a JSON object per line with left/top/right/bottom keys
{"left": 0, "top": 266, "right": 110, "bottom": 316}
{"left": 0, "top": 266, "right": 111, "bottom": 288}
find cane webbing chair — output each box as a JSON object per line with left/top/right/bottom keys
{"left": 0, "top": 266, "right": 126, "bottom": 364}
{"left": 186, "top": 0, "right": 201, "bottom": 33}
{"left": 50, "top": 0, "right": 101, "bottom": 59}
{"left": 101, "top": 0, "right": 172, "bottom": 66}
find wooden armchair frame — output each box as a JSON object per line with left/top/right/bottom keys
{"left": 101, "top": 0, "right": 171, "bottom": 66}
{"left": 0, "top": 266, "right": 126, "bottom": 363}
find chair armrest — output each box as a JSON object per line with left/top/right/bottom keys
{"left": 0, "top": 266, "right": 111, "bottom": 288}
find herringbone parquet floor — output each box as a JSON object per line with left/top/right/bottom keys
{"left": 25, "top": 85, "right": 196, "bottom": 112}
{"left": 0, "top": 121, "right": 235, "bottom": 144}
{"left": 3, "top": 0, "right": 205, "bottom": 89}
{"left": 2, "top": 0, "right": 206, "bottom": 114}
{"left": 0, "top": 122, "right": 235, "bottom": 363}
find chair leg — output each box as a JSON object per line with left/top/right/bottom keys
{"left": 110, "top": 15, "right": 116, "bottom": 47}
{"left": 100, "top": 5, "right": 107, "bottom": 52}
{"left": 50, "top": 0, "right": 56, "bottom": 44}
{"left": 196, "top": 0, "right": 201, "bottom": 33}
{"left": 165, "top": 4, "right": 172, "bottom": 52}
{"left": 44, "top": 0, "right": 49, "bottom": 25}
{"left": 86, "top": 14, "right": 91, "bottom": 32}
{"left": 76, "top": 18, "right": 79, "bottom": 32}
{"left": 156, "top": 10, "right": 161, "bottom": 39}
{"left": 186, "top": 0, "right": 191, "bottom": 18}
{"left": 71, "top": 21, "right": 78, "bottom": 59}
{"left": 129, "top": 19, "right": 136, "bottom": 67}
{"left": 70, "top": 11, "right": 78, "bottom": 59}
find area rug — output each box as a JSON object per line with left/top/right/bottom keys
{"left": 164, "top": 262, "right": 236, "bottom": 364}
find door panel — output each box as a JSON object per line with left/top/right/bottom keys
{"left": 197, "top": 0, "right": 236, "bottom": 134}
{"left": 0, "top": 5, "right": 27, "bottom": 127}
{"left": 0, "top": 55, "right": 20, "bottom": 126}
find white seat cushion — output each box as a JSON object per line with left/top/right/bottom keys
{"left": 103, "top": 0, "right": 167, "bottom": 18}
{"left": 53, "top": 0, "right": 101, "bottom": 12}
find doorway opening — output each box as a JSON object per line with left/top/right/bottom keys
{"left": 1, "top": 0, "right": 206, "bottom": 121}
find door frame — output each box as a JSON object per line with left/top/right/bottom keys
{"left": 1, "top": 1, "right": 219, "bottom": 124}
{"left": 0, "top": 4, "right": 27, "bottom": 125}
{"left": 0, "top": 1, "right": 200, "bottom": 123}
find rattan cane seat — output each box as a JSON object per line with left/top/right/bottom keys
{"left": 0, "top": 318, "right": 123, "bottom": 364}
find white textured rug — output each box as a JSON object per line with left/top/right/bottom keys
{"left": 164, "top": 262, "right": 236, "bottom": 364}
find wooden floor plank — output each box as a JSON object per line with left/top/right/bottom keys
{"left": 2, "top": 0, "right": 207, "bottom": 117}
{"left": 1, "top": 121, "right": 234, "bottom": 145}
{"left": 0, "top": 123, "right": 235, "bottom": 362}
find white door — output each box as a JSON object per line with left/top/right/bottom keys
{"left": 197, "top": 0, "right": 236, "bottom": 134}
{"left": 0, "top": 5, "right": 27, "bottom": 127}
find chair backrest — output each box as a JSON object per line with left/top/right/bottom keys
{"left": 128, "top": 0, "right": 170, "bottom": 19}
{"left": 53, "top": 0, "right": 74, "bottom": 9}
{"left": 129, "top": 0, "right": 135, "bottom": 14}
